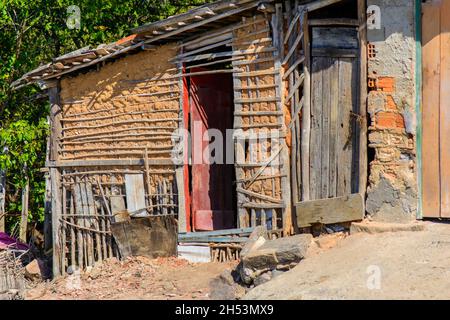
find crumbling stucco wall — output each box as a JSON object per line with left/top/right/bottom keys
{"left": 366, "top": 0, "right": 417, "bottom": 222}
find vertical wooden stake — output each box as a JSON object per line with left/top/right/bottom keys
{"left": 19, "top": 175, "right": 29, "bottom": 242}
{"left": 144, "top": 148, "right": 153, "bottom": 213}
{"left": 61, "top": 179, "right": 66, "bottom": 275}
{"left": 357, "top": 0, "right": 368, "bottom": 198}
{"left": 69, "top": 190, "right": 76, "bottom": 269}
{"left": 0, "top": 169, "right": 6, "bottom": 233}
{"left": 50, "top": 167, "right": 62, "bottom": 276}
{"left": 273, "top": 3, "right": 293, "bottom": 235}
{"left": 301, "top": 10, "right": 311, "bottom": 201}
{"left": 231, "top": 24, "right": 249, "bottom": 228}
{"left": 48, "top": 80, "right": 63, "bottom": 277}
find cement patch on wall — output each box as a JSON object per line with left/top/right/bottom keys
{"left": 366, "top": 0, "right": 417, "bottom": 222}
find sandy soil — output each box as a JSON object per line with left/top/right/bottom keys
{"left": 25, "top": 257, "right": 236, "bottom": 300}
{"left": 244, "top": 221, "right": 450, "bottom": 300}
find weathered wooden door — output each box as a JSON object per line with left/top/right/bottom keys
{"left": 422, "top": 0, "right": 450, "bottom": 218}
{"left": 291, "top": 26, "right": 364, "bottom": 227}
{"left": 189, "top": 71, "right": 235, "bottom": 230}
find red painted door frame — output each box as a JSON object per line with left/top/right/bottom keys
{"left": 182, "top": 70, "right": 192, "bottom": 231}
{"left": 187, "top": 68, "right": 235, "bottom": 231}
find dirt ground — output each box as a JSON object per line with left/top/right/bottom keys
{"left": 24, "top": 221, "right": 450, "bottom": 300}
{"left": 25, "top": 257, "right": 237, "bottom": 300}
{"left": 244, "top": 221, "right": 450, "bottom": 300}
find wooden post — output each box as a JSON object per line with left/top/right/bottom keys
{"left": 273, "top": 3, "right": 293, "bottom": 236}
{"left": 301, "top": 10, "right": 311, "bottom": 201}
{"left": 144, "top": 148, "right": 154, "bottom": 213}
{"left": 357, "top": 0, "right": 368, "bottom": 198}
{"left": 0, "top": 168, "right": 5, "bottom": 233}
{"left": 231, "top": 25, "right": 249, "bottom": 228}
{"left": 43, "top": 124, "right": 52, "bottom": 250}
{"left": 50, "top": 167, "right": 62, "bottom": 276}
{"left": 48, "top": 80, "right": 63, "bottom": 277}
{"left": 176, "top": 59, "right": 188, "bottom": 232}
{"left": 19, "top": 170, "right": 29, "bottom": 242}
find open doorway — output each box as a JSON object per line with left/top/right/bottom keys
{"left": 188, "top": 68, "right": 236, "bottom": 231}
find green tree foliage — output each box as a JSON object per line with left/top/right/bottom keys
{"left": 0, "top": 0, "right": 210, "bottom": 233}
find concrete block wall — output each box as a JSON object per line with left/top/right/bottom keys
{"left": 365, "top": 0, "right": 418, "bottom": 222}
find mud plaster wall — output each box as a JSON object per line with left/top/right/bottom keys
{"left": 366, "top": 0, "right": 417, "bottom": 222}
{"left": 59, "top": 43, "right": 179, "bottom": 192}
{"left": 233, "top": 15, "right": 282, "bottom": 203}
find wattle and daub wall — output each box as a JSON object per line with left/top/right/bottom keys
{"left": 59, "top": 44, "right": 179, "bottom": 193}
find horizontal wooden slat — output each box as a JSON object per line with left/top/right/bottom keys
{"left": 236, "top": 69, "right": 279, "bottom": 77}
{"left": 312, "top": 48, "right": 358, "bottom": 57}
{"left": 234, "top": 83, "right": 278, "bottom": 90}
{"left": 234, "top": 110, "right": 282, "bottom": 116}
{"left": 295, "top": 193, "right": 364, "bottom": 227}
{"left": 309, "top": 18, "right": 359, "bottom": 27}
{"left": 242, "top": 202, "right": 285, "bottom": 209}
{"left": 236, "top": 187, "right": 282, "bottom": 203}
{"left": 235, "top": 96, "right": 280, "bottom": 103}
{"left": 47, "top": 159, "right": 174, "bottom": 167}
{"left": 233, "top": 56, "right": 275, "bottom": 66}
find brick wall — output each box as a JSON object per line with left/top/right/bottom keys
{"left": 365, "top": 0, "right": 417, "bottom": 222}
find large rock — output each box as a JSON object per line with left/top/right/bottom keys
{"left": 239, "top": 234, "right": 313, "bottom": 285}
{"left": 209, "top": 270, "right": 247, "bottom": 300}
{"left": 240, "top": 226, "right": 268, "bottom": 258}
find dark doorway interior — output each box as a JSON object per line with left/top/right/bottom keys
{"left": 189, "top": 69, "right": 236, "bottom": 231}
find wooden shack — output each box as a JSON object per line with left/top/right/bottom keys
{"left": 12, "top": 0, "right": 368, "bottom": 276}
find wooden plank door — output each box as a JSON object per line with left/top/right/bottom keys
{"left": 310, "top": 56, "right": 359, "bottom": 199}
{"left": 295, "top": 26, "right": 364, "bottom": 227}
{"left": 422, "top": 0, "right": 450, "bottom": 218}
{"left": 189, "top": 70, "right": 235, "bottom": 231}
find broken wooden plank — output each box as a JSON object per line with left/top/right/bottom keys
{"left": 124, "top": 174, "right": 147, "bottom": 217}
{"left": 111, "top": 216, "right": 178, "bottom": 258}
{"left": 295, "top": 193, "right": 364, "bottom": 227}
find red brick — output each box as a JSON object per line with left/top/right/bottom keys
{"left": 375, "top": 112, "right": 405, "bottom": 129}
{"left": 377, "top": 77, "right": 395, "bottom": 92}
